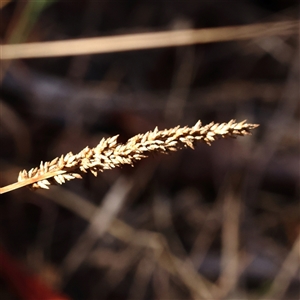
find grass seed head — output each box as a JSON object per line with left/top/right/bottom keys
{"left": 16, "top": 119, "right": 259, "bottom": 190}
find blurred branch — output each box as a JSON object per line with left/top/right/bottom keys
{"left": 61, "top": 176, "right": 134, "bottom": 280}
{"left": 262, "top": 232, "right": 300, "bottom": 299}
{"left": 218, "top": 184, "right": 241, "bottom": 296}
{"left": 34, "top": 185, "right": 220, "bottom": 300}
{"left": 1, "top": 20, "right": 299, "bottom": 60}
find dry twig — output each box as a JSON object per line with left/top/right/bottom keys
{"left": 0, "top": 119, "right": 259, "bottom": 194}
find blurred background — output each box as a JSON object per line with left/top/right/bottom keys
{"left": 0, "top": 0, "right": 299, "bottom": 299}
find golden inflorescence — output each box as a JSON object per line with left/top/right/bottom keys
{"left": 17, "top": 119, "right": 259, "bottom": 190}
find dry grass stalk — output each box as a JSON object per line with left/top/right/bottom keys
{"left": 0, "top": 119, "right": 259, "bottom": 194}
{"left": 1, "top": 20, "right": 299, "bottom": 60}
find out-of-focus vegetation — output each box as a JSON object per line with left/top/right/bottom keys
{"left": 0, "top": 1, "right": 299, "bottom": 299}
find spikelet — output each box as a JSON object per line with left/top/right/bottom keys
{"left": 16, "top": 119, "right": 259, "bottom": 190}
